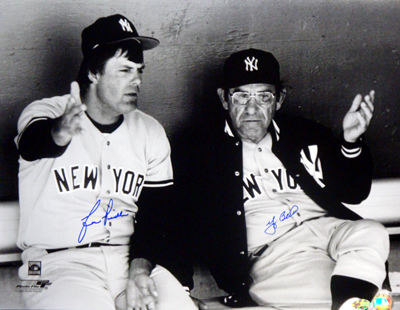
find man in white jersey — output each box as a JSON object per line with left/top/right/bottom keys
{"left": 172, "top": 48, "right": 390, "bottom": 310}
{"left": 15, "top": 14, "right": 196, "bottom": 310}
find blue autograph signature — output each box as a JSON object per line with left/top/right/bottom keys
{"left": 264, "top": 205, "right": 299, "bottom": 235}
{"left": 78, "top": 199, "right": 129, "bottom": 243}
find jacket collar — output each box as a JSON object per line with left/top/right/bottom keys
{"left": 272, "top": 119, "right": 280, "bottom": 141}
{"left": 224, "top": 120, "right": 235, "bottom": 137}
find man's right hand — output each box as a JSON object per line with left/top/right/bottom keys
{"left": 126, "top": 273, "right": 158, "bottom": 310}
{"left": 51, "top": 81, "right": 86, "bottom": 146}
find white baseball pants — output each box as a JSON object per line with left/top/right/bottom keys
{"left": 249, "top": 217, "right": 389, "bottom": 307}
{"left": 18, "top": 245, "right": 196, "bottom": 310}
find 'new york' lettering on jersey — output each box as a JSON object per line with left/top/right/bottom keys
{"left": 243, "top": 168, "right": 302, "bottom": 203}
{"left": 53, "top": 165, "right": 145, "bottom": 198}
{"left": 15, "top": 95, "right": 173, "bottom": 249}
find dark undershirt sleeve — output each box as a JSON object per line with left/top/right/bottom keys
{"left": 130, "top": 185, "right": 194, "bottom": 289}
{"left": 18, "top": 113, "right": 123, "bottom": 162}
{"left": 18, "top": 118, "right": 69, "bottom": 161}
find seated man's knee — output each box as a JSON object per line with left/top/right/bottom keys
{"left": 355, "top": 219, "right": 388, "bottom": 238}
{"left": 353, "top": 219, "right": 389, "bottom": 257}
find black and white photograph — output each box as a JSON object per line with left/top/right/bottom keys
{"left": 0, "top": 1, "right": 399, "bottom": 309}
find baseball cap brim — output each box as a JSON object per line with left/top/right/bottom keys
{"left": 105, "top": 36, "right": 159, "bottom": 51}
{"left": 82, "top": 14, "right": 160, "bottom": 57}
{"left": 136, "top": 36, "right": 160, "bottom": 50}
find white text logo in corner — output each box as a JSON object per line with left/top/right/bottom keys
{"left": 28, "top": 261, "right": 41, "bottom": 275}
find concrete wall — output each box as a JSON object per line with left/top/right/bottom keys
{"left": 1, "top": 0, "right": 400, "bottom": 199}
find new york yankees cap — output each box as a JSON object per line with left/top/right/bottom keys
{"left": 222, "top": 48, "right": 280, "bottom": 88}
{"left": 81, "top": 14, "right": 159, "bottom": 58}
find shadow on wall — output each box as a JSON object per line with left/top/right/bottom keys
{"left": 0, "top": 13, "right": 82, "bottom": 200}
{"left": 2, "top": 1, "right": 400, "bottom": 201}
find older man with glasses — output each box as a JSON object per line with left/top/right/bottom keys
{"left": 174, "top": 48, "right": 390, "bottom": 310}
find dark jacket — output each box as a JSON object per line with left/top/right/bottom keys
{"left": 169, "top": 111, "right": 373, "bottom": 300}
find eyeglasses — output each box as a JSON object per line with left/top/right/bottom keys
{"left": 229, "top": 91, "right": 276, "bottom": 106}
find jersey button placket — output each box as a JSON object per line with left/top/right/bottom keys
{"left": 103, "top": 139, "right": 112, "bottom": 197}
{"left": 262, "top": 167, "right": 271, "bottom": 180}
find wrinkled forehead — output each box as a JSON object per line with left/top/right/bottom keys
{"left": 230, "top": 83, "right": 276, "bottom": 93}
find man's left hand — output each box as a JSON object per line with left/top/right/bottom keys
{"left": 342, "top": 90, "right": 375, "bottom": 143}
{"left": 126, "top": 274, "right": 158, "bottom": 310}
{"left": 191, "top": 296, "right": 208, "bottom": 309}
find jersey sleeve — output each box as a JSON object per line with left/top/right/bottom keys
{"left": 275, "top": 113, "right": 373, "bottom": 205}
{"left": 334, "top": 132, "right": 373, "bottom": 203}
{"left": 17, "top": 118, "right": 69, "bottom": 161}
{"left": 143, "top": 124, "right": 174, "bottom": 188}
{"left": 15, "top": 96, "right": 70, "bottom": 161}
{"left": 313, "top": 124, "right": 374, "bottom": 204}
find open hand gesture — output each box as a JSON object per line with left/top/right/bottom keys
{"left": 342, "top": 90, "right": 374, "bottom": 143}
{"left": 51, "top": 81, "right": 87, "bottom": 146}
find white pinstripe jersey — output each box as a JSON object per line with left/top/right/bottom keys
{"left": 15, "top": 95, "right": 173, "bottom": 249}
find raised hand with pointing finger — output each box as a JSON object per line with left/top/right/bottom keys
{"left": 51, "top": 81, "right": 87, "bottom": 146}
{"left": 15, "top": 13, "right": 197, "bottom": 310}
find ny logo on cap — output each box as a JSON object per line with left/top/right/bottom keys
{"left": 119, "top": 18, "right": 133, "bottom": 32}
{"left": 244, "top": 56, "right": 258, "bottom": 71}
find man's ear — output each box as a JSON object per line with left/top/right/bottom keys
{"left": 276, "top": 87, "right": 286, "bottom": 111}
{"left": 88, "top": 71, "right": 99, "bottom": 84}
{"left": 217, "top": 88, "right": 229, "bottom": 110}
